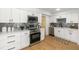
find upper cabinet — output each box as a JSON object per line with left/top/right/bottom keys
{"left": 20, "top": 10, "right": 28, "bottom": 23}
{"left": 66, "top": 13, "right": 79, "bottom": 23}
{"left": 0, "top": 8, "right": 11, "bottom": 23}
{"left": 38, "top": 14, "right": 42, "bottom": 24}
{"left": 51, "top": 15, "right": 57, "bottom": 23}
{"left": 0, "top": 8, "right": 41, "bottom": 23}
{"left": 12, "top": 9, "right": 21, "bottom": 23}
{"left": 0, "top": 8, "right": 31, "bottom": 23}
{"left": 52, "top": 13, "right": 79, "bottom": 23}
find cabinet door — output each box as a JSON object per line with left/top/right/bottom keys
{"left": 15, "top": 32, "right": 21, "bottom": 49}
{"left": 54, "top": 28, "right": 60, "bottom": 37}
{"left": 61, "top": 14, "right": 67, "bottom": 18}
{"left": 0, "top": 34, "right": 16, "bottom": 50}
{"left": 38, "top": 14, "right": 42, "bottom": 24}
{"left": 59, "top": 29, "right": 64, "bottom": 38}
{"left": 54, "top": 28, "right": 57, "bottom": 37}
{"left": 20, "top": 11, "right": 28, "bottom": 23}
{"left": 56, "top": 15, "right": 61, "bottom": 18}
{"left": 23, "top": 32, "right": 30, "bottom": 48}
{"left": 0, "top": 8, "right": 11, "bottom": 23}
{"left": 66, "top": 13, "right": 79, "bottom": 23}
{"left": 51, "top": 16, "right": 57, "bottom": 23}
{"left": 69, "top": 30, "right": 79, "bottom": 43}
{"left": 63, "top": 29, "right": 69, "bottom": 40}
{"left": 70, "top": 14, "right": 79, "bottom": 23}
{"left": 20, "top": 32, "right": 30, "bottom": 49}
{"left": 12, "top": 9, "right": 21, "bottom": 23}
{"left": 0, "top": 34, "right": 7, "bottom": 49}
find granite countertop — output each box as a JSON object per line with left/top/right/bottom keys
{"left": 54, "top": 27, "right": 79, "bottom": 31}
{"left": 0, "top": 30, "right": 30, "bottom": 35}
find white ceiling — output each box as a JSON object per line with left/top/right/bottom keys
{"left": 39, "top": 8, "right": 79, "bottom": 14}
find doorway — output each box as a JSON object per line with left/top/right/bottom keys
{"left": 41, "top": 15, "right": 46, "bottom": 36}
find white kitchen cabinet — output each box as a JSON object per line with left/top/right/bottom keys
{"left": 62, "top": 29, "right": 79, "bottom": 43}
{"left": 15, "top": 32, "right": 21, "bottom": 49}
{"left": 51, "top": 15, "right": 57, "bottom": 23}
{"left": 54, "top": 27, "right": 79, "bottom": 44}
{"left": 58, "top": 28, "right": 63, "bottom": 38}
{"left": 0, "top": 33, "right": 17, "bottom": 50}
{"left": 54, "top": 27, "right": 60, "bottom": 37}
{"left": 69, "top": 13, "right": 79, "bottom": 23}
{"left": 0, "top": 30, "right": 30, "bottom": 50}
{"left": 61, "top": 14, "right": 67, "bottom": 18}
{"left": 0, "top": 8, "right": 28, "bottom": 23}
{"left": 20, "top": 10, "right": 28, "bottom": 23}
{"left": 67, "top": 30, "right": 79, "bottom": 43}
{"left": 55, "top": 14, "right": 67, "bottom": 19}
{"left": 40, "top": 28, "right": 45, "bottom": 41}
{"left": 38, "top": 14, "right": 42, "bottom": 24}
{"left": 66, "top": 14, "right": 76, "bottom": 23}
{"left": 12, "top": 9, "right": 21, "bottom": 23}
{"left": 20, "top": 31, "right": 30, "bottom": 49}
{"left": 0, "top": 8, "right": 11, "bottom": 23}
{"left": 53, "top": 13, "right": 79, "bottom": 23}
{"left": 62, "top": 28, "right": 70, "bottom": 40}
{"left": 59, "top": 13, "right": 79, "bottom": 23}
{"left": 54, "top": 27, "right": 63, "bottom": 38}
{"left": 56, "top": 15, "right": 61, "bottom": 18}
{"left": 5, "top": 33, "right": 19, "bottom": 50}
{"left": 12, "top": 9, "right": 28, "bottom": 23}
{"left": 0, "top": 34, "right": 7, "bottom": 49}
{"left": 51, "top": 14, "right": 67, "bottom": 23}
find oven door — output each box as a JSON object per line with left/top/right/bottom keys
{"left": 30, "top": 32, "right": 40, "bottom": 44}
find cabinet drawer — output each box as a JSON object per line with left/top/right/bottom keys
{"left": 7, "top": 40, "right": 15, "bottom": 44}
{"left": 7, "top": 46, "right": 16, "bottom": 50}
{"left": 0, "top": 43, "right": 16, "bottom": 50}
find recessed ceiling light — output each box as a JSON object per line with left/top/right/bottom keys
{"left": 56, "top": 8, "right": 60, "bottom": 11}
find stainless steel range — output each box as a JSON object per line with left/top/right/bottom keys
{"left": 27, "top": 16, "right": 41, "bottom": 44}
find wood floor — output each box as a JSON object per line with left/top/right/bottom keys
{"left": 22, "top": 36, "right": 79, "bottom": 50}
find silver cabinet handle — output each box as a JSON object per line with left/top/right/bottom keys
{"left": 8, "top": 47, "right": 15, "bottom": 50}
{"left": 7, "top": 40, "right": 15, "bottom": 43}
{"left": 8, "top": 35, "right": 15, "bottom": 37}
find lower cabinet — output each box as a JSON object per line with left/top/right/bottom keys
{"left": 0, "top": 34, "right": 17, "bottom": 50}
{"left": 54, "top": 27, "right": 63, "bottom": 38}
{"left": 68, "top": 30, "right": 79, "bottom": 43}
{"left": 54, "top": 27, "right": 79, "bottom": 44}
{"left": 0, "top": 31, "right": 30, "bottom": 50}
{"left": 20, "top": 31, "right": 30, "bottom": 49}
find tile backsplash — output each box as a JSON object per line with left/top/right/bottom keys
{"left": 50, "top": 23, "right": 78, "bottom": 29}
{"left": 0, "top": 23, "right": 28, "bottom": 32}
